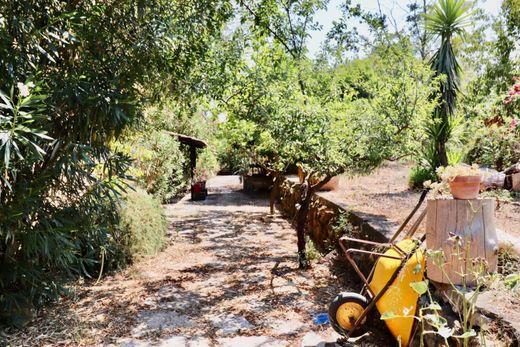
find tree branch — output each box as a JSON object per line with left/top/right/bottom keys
{"left": 241, "top": 2, "right": 296, "bottom": 59}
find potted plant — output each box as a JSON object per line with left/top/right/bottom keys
{"left": 425, "top": 164, "right": 483, "bottom": 199}
{"left": 191, "top": 168, "right": 208, "bottom": 201}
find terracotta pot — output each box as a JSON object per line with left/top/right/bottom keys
{"left": 449, "top": 175, "right": 482, "bottom": 199}
{"left": 319, "top": 176, "right": 340, "bottom": 191}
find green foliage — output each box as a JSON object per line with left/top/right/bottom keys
{"left": 116, "top": 131, "right": 187, "bottom": 203}
{"left": 409, "top": 166, "right": 437, "bottom": 189}
{"left": 304, "top": 235, "right": 322, "bottom": 262}
{"left": 238, "top": 0, "right": 328, "bottom": 60}
{"left": 424, "top": 0, "right": 473, "bottom": 167}
{"left": 322, "top": 0, "right": 387, "bottom": 64}
{"left": 0, "top": 0, "right": 231, "bottom": 326}
{"left": 118, "top": 188, "right": 167, "bottom": 262}
{"left": 220, "top": 37, "right": 436, "bottom": 179}
{"left": 325, "top": 211, "right": 352, "bottom": 252}
{"left": 466, "top": 124, "right": 520, "bottom": 171}
{"left": 348, "top": 41, "right": 437, "bottom": 162}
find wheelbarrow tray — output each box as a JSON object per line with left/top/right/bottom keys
{"left": 369, "top": 238, "right": 425, "bottom": 346}
{"left": 330, "top": 190, "right": 428, "bottom": 347}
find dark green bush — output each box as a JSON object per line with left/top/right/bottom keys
{"left": 409, "top": 166, "right": 437, "bottom": 189}
{"left": 0, "top": 0, "right": 230, "bottom": 327}
{"left": 0, "top": 176, "right": 129, "bottom": 327}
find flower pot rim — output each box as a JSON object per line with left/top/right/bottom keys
{"left": 451, "top": 175, "right": 482, "bottom": 182}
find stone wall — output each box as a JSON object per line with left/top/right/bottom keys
{"left": 277, "top": 177, "right": 390, "bottom": 251}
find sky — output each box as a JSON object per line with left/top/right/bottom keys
{"left": 306, "top": 0, "right": 503, "bottom": 57}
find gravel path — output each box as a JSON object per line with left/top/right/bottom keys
{"left": 126, "top": 178, "right": 345, "bottom": 346}
{"left": 7, "top": 176, "right": 391, "bottom": 346}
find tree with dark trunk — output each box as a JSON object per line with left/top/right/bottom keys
{"left": 424, "top": 0, "right": 473, "bottom": 167}
{"left": 295, "top": 172, "right": 332, "bottom": 269}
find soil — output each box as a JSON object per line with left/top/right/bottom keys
{"left": 321, "top": 161, "right": 520, "bottom": 237}
{"left": 5, "top": 177, "right": 391, "bottom": 347}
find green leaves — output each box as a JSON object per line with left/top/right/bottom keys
{"left": 410, "top": 280, "right": 430, "bottom": 295}
{"left": 423, "top": 0, "right": 473, "bottom": 39}
{"left": 0, "top": 0, "right": 233, "bottom": 324}
{"left": 0, "top": 83, "right": 51, "bottom": 171}
{"left": 380, "top": 311, "right": 398, "bottom": 320}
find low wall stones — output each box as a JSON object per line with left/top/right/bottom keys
{"left": 277, "top": 177, "right": 390, "bottom": 251}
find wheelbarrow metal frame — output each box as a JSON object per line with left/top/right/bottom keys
{"left": 336, "top": 190, "right": 428, "bottom": 340}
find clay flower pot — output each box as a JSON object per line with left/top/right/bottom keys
{"left": 449, "top": 175, "right": 482, "bottom": 199}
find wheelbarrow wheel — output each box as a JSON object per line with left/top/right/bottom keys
{"left": 328, "top": 292, "right": 369, "bottom": 338}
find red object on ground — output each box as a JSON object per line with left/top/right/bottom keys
{"left": 193, "top": 183, "right": 202, "bottom": 193}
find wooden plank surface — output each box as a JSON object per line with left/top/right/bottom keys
{"left": 426, "top": 198, "right": 498, "bottom": 286}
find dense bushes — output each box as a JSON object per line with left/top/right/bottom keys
{"left": 0, "top": 0, "right": 231, "bottom": 327}
{"left": 118, "top": 188, "right": 168, "bottom": 262}
{"left": 118, "top": 131, "right": 188, "bottom": 202}
{"left": 467, "top": 124, "right": 520, "bottom": 171}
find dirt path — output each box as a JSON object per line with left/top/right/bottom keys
{"left": 7, "top": 177, "right": 389, "bottom": 346}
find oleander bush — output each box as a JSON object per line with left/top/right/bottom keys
{"left": 0, "top": 0, "right": 231, "bottom": 327}
{"left": 117, "top": 131, "right": 188, "bottom": 203}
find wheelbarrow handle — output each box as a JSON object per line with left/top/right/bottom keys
{"left": 389, "top": 189, "right": 428, "bottom": 243}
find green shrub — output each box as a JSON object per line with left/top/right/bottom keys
{"left": 409, "top": 166, "right": 437, "bottom": 189}
{"left": 304, "top": 235, "right": 322, "bottom": 262}
{"left": 118, "top": 188, "right": 167, "bottom": 262}
{"left": 117, "top": 131, "right": 188, "bottom": 202}
{"left": 324, "top": 211, "right": 352, "bottom": 252}
{"left": 466, "top": 124, "right": 520, "bottom": 171}
{"left": 0, "top": 177, "right": 129, "bottom": 327}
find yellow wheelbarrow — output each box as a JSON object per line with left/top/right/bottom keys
{"left": 328, "top": 190, "right": 428, "bottom": 347}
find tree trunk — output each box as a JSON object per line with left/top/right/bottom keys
{"left": 437, "top": 138, "right": 449, "bottom": 167}
{"left": 296, "top": 193, "right": 311, "bottom": 269}
{"left": 270, "top": 174, "right": 280, "bottom": 215}
{"left": 426, "top": 198, "right": 498, "bottom": 286}
{"left": 420, "top": 0, "right": 428, "bottom": 61}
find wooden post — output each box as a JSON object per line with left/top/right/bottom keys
{"left": 190, "top": 145, "right": 197, "bottom": 182}
{"left": 426, "top": 198, "right": 499, "bottom": 286}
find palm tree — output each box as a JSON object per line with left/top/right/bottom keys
{"left": 424, "top": 0, "right": 472, "bottom": 167}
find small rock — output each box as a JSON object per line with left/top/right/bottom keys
{"left": 143, "top": 297, "right": 155, "bottom": 307}
{"left": 210, "top": 314, "right": 254, "bottom": 335}
{"left": 131, "top": 311, "right": 193, "bottom": 337}
{"left": 217, "top": 336, "right": 286, "bottom": 347}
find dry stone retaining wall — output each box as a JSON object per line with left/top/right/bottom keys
{"left": 277, "top": 177, "right": 389, "bottom": 251}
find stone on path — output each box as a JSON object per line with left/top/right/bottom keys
{"left": 216, "top": 336, "right": 286, "bottom": 347}
{"left": 300, "top": 331, "right": 342, "bottom": 347}
{"left": 210, "top": 313, "right": 254, "bottom": 335}
{"left": 118, "top": 336, "right": 210, "bottom": 347}
{"left": 131, "top": 311, "right": 193, "bottom": 337}
{"left": 269, "top": 319, "right": 307, "bottom": 335}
